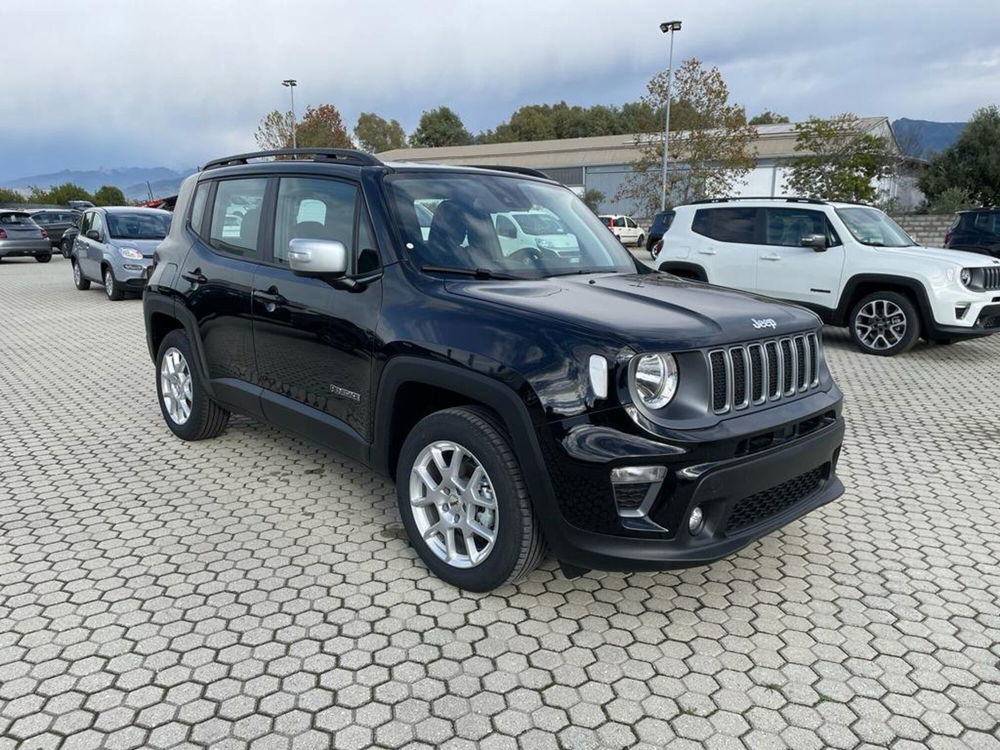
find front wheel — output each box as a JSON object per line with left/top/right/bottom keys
{"left": 396, "top": 406, "right": 545, "bottom": 591}
{"left": 155, "top": 329, "right": 230, "bottom": 440}
{"left": 104, "top": 267, "right": 125, "bottom": 301}
{"left": 636, "top": 234, "right": 645, "bottom": 248}
{"left": 849, "top": 291, "right": 920, "bottom": 356}
{"left": 72, "top": 260, "right": 90, "bottom": 290}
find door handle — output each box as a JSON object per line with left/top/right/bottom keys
{"left": 761, "top": 253, "right": 782, "bottom": 261}
{"left": 254, "top": 288, "right": 287, "bottom": 311}
{"left": 698, "top": 248, "right": 717, "bottom": 255}
{"left": 181, "top": 269, "right": 208, "bottom": 284}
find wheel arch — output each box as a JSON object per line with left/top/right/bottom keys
{"left": 143, "top": 293, "right": 216, "bottom": 399}
{"left": 834, "top": 274, "right": 933, "bottom": 328}
{"left": 657, "top": 261, "right": 708, "bottom": 282}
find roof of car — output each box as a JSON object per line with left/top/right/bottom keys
{"left": 675, "top": 197, "right": 873, "bottom": 210}
{"left": 92, "top": 206, "right": 171, "bottom": 215}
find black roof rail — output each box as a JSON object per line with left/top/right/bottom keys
{"left": 201, "top": 148, "right": 382, "bottom": 171}
{"left": 687, "top": 196, "right": 830, "bottom": 205}
{"left": 459, "top": 164, "right": 552, "bottom": 180}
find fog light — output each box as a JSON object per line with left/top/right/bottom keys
{"left": 610, "top": 466, "right": 666, "bottom": 484}
{"left": 688, "top": 506, "right": 705, "bottom": 535}
{"left": 123, "top": 264, "right": 144, "bottom": 272}
{"left": 611, "top": 466, "right": 666, "bottom": 518}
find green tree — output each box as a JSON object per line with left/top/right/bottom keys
{"left": 93, "top": 185, "right": 126, "bottom": 206}
{"left": 924, "top": 186, "right": 976, "bottom": 214}
{"left": 354, "top": 112, "right": 407, "bottom": 153}
{"left": 919, "top": 105, "right": 1000, "bottom": 207}
{"left": 749, "top": 110, "right": 790, "bottom": 126}
{"left": 479, "top": 100, "right": 660, "bottom": 144}
{"left": 410, "top": 107, "right": 473, "bottom": 147}
{"left": 254, "top": 109, "right": 295, "bottom": 150}
{"left": 581, "top": 189, "right": 605, "bottom": 213}
{"left": 295, "top": 104, "right": 354, "bottom": 149}
{"left": 28, "top": 183, "right": 93, "bottom": 205}
{"left": 783, "top": 114, "right": 896, "bottom": 203}
{"left": 617, "top": 59, "right": 757, "bottom": 215}
{"left": 0, "top": 187, "right": 25, "bottom": 204}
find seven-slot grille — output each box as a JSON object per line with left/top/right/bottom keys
{"left": 709, "top": 332, "right": 820, "bottom": 414}
{"left": 981, "top": 266, "right": 1000, "bottom": 291}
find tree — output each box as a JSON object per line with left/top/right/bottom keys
{"left": 0, "top": 187, "right": 24, "bottom": 204}
{"left": 93, "top": 185, "right": 126, "bottom": 206}
{"left": 410, "top": 107, "right": 473, "bottom": 147}
{"left": 255, "top": 110, "right": 295, "bottom": 150}
{"left": 749, "top": 110, "right": 790, "bottom": 126}
{"left": 616, "top": 58, "right": 757, "bottom": 215}
{"left": 783, "top": 113, "right": 896, "bottom": 203}
{"left": 919, "top": 105, "right": 1000, "bottom": 207}
{"left": 478, "top": 100, "right": 660, "bottom": 144}
{"left": 581, "top": 189, "right": 605, "bottom": 214}
{"left": 354, "top": 112, "right": 407, "bottom": 153}
{"left": 295, "top": 104, "right": 353, "bottom": 149}
{"left": 924, "top": 186, "right": 976, "bottom": 214}
{"left": 28, "top": 183, "right": 93, "bottom": 205}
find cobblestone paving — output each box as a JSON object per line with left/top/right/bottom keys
{"left": 1, "top": 258, "right": 998, "bottom": 750}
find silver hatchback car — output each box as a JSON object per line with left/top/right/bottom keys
{"left": 71, "top": 207, "right": 171, "bottom": 299}
{"left": 0, "top": 210, "right": 52, "bottom": 262}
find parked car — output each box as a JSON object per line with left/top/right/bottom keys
{"left": 142, "top": 148, "right": 845, "bottom": 591}
{"left": 599, "top": 214, "right": 645, "bottom": 246}
{"left": 647, "top": 210, "right": 675, "bottom": 257}
{"left": 494, "top": 210, "right": 580, "bottom": 259}
{"left": 655, "top": 197, "right": 1000, "bottom": 355}
{"left": 67, "top": 199, "right": 95, "bottom": 210}
{"left": 945, "top": 208, "right": 1000, "bottom": 258}
{"left": 59, "top": 214, "right": 83, "bottom": 258}
{"left": 27, "top": 208, "right": 80, "bottom": 248}
{"left": 70, "top": 207, "right": 171, "bottom": 299}
{"left": 0, "top": 210, "right": 51, "bottom": 262}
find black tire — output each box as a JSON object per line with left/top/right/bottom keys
{"left": 72, "top": 259, "right": 90, "bottom": 290}
{"left": 395, "top": 406, "right": 545, "bottom": 592}
{"left": 36, "top": 254, "right": 51, "bottom": 263}
{"left": 848, "top": 291, "right": 920, "bottom": 356}
{"left": 61, "top": 240, "right": 72, "bottom": 258}
{"left": 155, "top": 329, "right": 230, "bottom": 441}
{"left": 103, "top": 266, "right": 125, "bottom": 301}
{"left": 636, "top": 234, "right": 645, "bottom": 248}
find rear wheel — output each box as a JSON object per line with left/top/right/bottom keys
{"left": 396, "top": 406, "right": 545, "bottom": 591}
{"left": 72, "top": 260, "right": 90, "bottom": 290}
{"left": 636, "top": 233, "right": 645, "bottom": 248}
{"left": 849, "top": 291, "right": 919, "bottom": 356}
{"left": 104, "top": 266, "right": 125, "bottom": 301}
{"left": 155, "top": 329, "right": 230, "bottom": 441}
{"left": 36, "top": 254, "right": 51, "bottom": 263}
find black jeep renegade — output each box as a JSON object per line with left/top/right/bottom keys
{"left": 143, "top": 148, "right": 845, "bottom": 591}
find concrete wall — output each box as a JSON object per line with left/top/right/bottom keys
{"left": 891, "top": 213, "right": 954, "bottom": 248}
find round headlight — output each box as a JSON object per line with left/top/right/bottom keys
{"left": 633, "top": 353, "right": 679, "bottom": 409}
{"left": 960, "top": 268, "right": 972, "bottom": 287}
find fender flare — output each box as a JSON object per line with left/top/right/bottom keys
{"left": 143, "top": 293, "right": 216, "bottom": 399}
{"left": 835, "top": 273, "right": 934, "bottom": 327}
{"left": 657, "top": 261, "right": 708, "bottom": 281}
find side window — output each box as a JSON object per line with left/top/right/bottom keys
{"left": 625, "top": 217, "right": 637, "bottom": 228}
{"left": 91, "top": 213, "right": 105, "bottom": 240}
{"left": 693, "top": 207, "right": 758, "bottom": 243}
{"left": 765, "top": 208, "right": 835, "bottom": 247}
{"left": 356, "top": 210, "right": 380, "bottom": 275}
{"left": 208, "top": 178, "right": 267, "bottom": 259}
{"left": 495, "top": 214, "right": 518, "bottom": 239}
{"left": 613, "top": 217, "right": 626, "bottom": 228}
{"left": 272, "top": 177, "right": 358, "bottom": 266}
{"left": 80, "top": 212, "right": 92, "bottom": 234}
{"left": 189, "top": 182, "right": 209, "bottom": 236}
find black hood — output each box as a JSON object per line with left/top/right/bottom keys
{"left": 447, "top": 272, "right": 819, "bottom": 350}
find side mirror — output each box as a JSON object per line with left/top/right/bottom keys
{"left": 288, "top": 238, "right": 348, "bottom": 277}
{"left": 800, "top": 233, "right": 827, "bottom": 252}
{"left": 85, "top": 229, "right": 101, "bottom": 241}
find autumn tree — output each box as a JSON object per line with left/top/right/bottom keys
{"left": 354, "top": 112, "right": 407, "bottom": 153}
{"left": 919, "top": 105, "right": 1000, "bottom": 207}
{"left": 749, "top": 110, "right": 790, "bottom": 125}
{"left": 410, "top": 107, "right": 473, "bottom": 147}
{"left": 616, "top": 59, "right": 757, "bottom": 215}
{"left": 93, "top": 185, "right": 126, "bottom": 206}
{"left": 295, "top": 104, "right": 353, "bottom": 149}
{"left": 783, "top": 114, "right": 896, "bottom": 203}
{"left": 255, "top": 110, "right": 295, "bottom": 150}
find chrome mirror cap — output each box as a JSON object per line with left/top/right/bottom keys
{"left": 288, "top": 238, "right": 348, "bottom": 276}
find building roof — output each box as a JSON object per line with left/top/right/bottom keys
{"left": 377, "top": 117, "right": 895, "bottom": 169}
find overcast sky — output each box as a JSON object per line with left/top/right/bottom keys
{"left": 1, "top": 0, "right": 998, "bottom": 181}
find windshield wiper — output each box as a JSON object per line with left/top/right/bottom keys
{"left": 420, "top": 265, "right": 522, "bottom": 280}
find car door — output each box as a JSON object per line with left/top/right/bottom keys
{"left": 624, "top": 217, "right": 640, "bottom": 244}
{"left": 690, "top": 207, "right": 761, "bottom": 291}
{"left": 754, "top": 207, "right": 846, "bottom": 309}
{"left": 181, "top": 176, "right": 268, "bottom": 410}
{"left": 494, "top": 213, "right": 521, "bottom": 255}
{"left": 252, "top": 174, "right": 382, "bottom": 447}
{"left": 79, "top": 211, "right": 103, "bottom": 278}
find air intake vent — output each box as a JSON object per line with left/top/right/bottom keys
{"left": 709, "top": 333, "right": 821, "bottom": 415}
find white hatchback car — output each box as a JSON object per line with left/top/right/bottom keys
{"left": 599, "top": 214, "right": 645, "bottom": 247}
{"left": 654, "top": 198, "right": 1000, "bottom": 355}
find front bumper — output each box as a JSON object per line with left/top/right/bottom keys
{"left": 537, "top": 393, "right": 845, "bottom": 572}
{"left": 0, "top": 240, "right": 51, "bottom": 257}
{"left": 113, "top": 257, "right": 154, "bottom": 288}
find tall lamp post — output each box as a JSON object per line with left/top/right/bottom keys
{"left": 659, "top": 21, "right": 681, "bottom": 212}
{"left": 282, "top": 79, "right": 298, "bottom": 149}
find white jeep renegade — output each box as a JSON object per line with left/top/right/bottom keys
{"left": 654, "top": 198, "right": 1000, "bottom": 355}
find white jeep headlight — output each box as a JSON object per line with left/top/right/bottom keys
{"left": 632, "top": 353, "right": 679, "bottom": 409}
{"left": 118, "top": 247, "right": 143, "bottom": 260}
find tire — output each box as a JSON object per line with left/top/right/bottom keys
{"left": 72, "top": 260, "right": 90, "bottom": 290}
{"left": 61, "top": 240, "right": 72, "bottom": 258}
{"left": 636, "top": 234, "right": 645, "bottom": 248}
{"left": 849, "top": 291, "right": 920, "bottom": 356}
{"left": 395, "top": 406, "right": 545, "bottom": 591}
{"left": 155, "top": 329, "right": 230, "bottom": 441}
{"left": 36, "top": 254, "right": 51, "bottom": 263}
{"left": 103, "top": 266, "right": 125, "bottom": 301}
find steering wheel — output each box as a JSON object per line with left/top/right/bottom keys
{"left": 507, "top": 246, "right": 561, "bottom": 266}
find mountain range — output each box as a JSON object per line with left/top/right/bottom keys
{"left": 0, "top": 166, "right": 195, "bottom": 201}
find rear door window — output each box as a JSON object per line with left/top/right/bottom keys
{"left": 208, "top": 178, "right": 268, "bottom": 259}
{"left": 692, "top": 207, "right": 758, "bottom": 243}
{"left": 973, "top": 213, "right": 999, "bottom": 235}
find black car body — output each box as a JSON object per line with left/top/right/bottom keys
{"left": 946, "top": 209, "right": 1000, "bottom": 258}
{"left": 143, "top": 149, "right": 845, "bottom": 590}
{"left": 646, "top": 209, "right": 675, "bottom": 256}
{"left": 28, "top": 208, "right": 81, "bottom": 248}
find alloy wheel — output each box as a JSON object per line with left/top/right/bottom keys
{"left": 855, "top": 299, "right": 907, "bottom": 351}
{"left": 104, "top": 270, "right": 114, "bottom": 298}
{"left": 408, "top": 441, "right": 498, "bottom": 568}
{"left": 160, "top": 347, "right": 193, "bottom": 424}
{"left": 73, "top": 262, "right": 81, "bottom": 286}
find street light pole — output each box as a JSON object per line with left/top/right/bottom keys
{"left": 282, "top": 79, "right": 298, "bottom": 149}
{"left": 659, "top": 21, "right": 681, "bottom": 212}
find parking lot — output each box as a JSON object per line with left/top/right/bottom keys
{"left": 1, "top": 256, "right": 998, "bottom": 749}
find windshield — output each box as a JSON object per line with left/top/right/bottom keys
{"left": 835, "top": 207, "right": 914, "bottom": 247}
{"left": 106, "top": 212, "right": 170, "bottom": 240}
{"left": 386, "top": 173, "right": 636, "bottom": 277}
{"left": 0, "top": 213, "right": 35, "bottom": 226}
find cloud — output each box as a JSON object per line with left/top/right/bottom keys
{"left": 0, "top": 0, "right": 997, "bottom": 180}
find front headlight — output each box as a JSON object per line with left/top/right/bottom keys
{"left": 119, "top": 247, "right": 143, "bottom": 260}
{"left": 632, "top": 353, "right": 679, "bottom": 409}
{"left": 960, "top": 267, "right": 984, "bottom": 291}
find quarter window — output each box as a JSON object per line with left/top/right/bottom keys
{"left": 272, "top": 177, "right": 360, "bottom": 267}
{"left": 189, "top": 182, "right": 209, "bottom": 236}
{"left": 692, "top": 207, "right": 758, "bottom": 243}
{"left": 208, "top": 178, "right": 267, "bottom": 258}
{"left": 764, "top": 208, "right": 839, "bottom": 247}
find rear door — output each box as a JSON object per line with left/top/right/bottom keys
{"left": 690, "top": 207, "right": 761, "bottom": 291}
{"left": 755, "top": 207, "right": 846, "bottom": 308}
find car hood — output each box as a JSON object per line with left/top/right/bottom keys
{"left": 888, "top": 245, "right": 1000, "bottom": 267}
{"left": 110, "top": 238, "right": 162, "bottom": 257}
{"left": 447, "top": 272, "right": 820, "bottom": 349}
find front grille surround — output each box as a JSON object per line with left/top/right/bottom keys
{"left": 979, "top": 266, "right": 1000, "bottom": 291}
{"left": 709, "top": 332, "right": 821, "bottom": 415}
